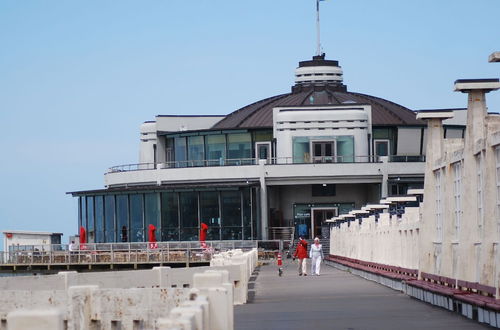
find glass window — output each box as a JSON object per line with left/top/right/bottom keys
{"left": 86, "top": 197, "right": 95, "bottom": 243}
{"left": 188, "top": 136, "right": 205, "bottom": 167}
{"left": 221, "top": 191, "right": 241, "bottom": 227}
{"left": 78, "top": 197, "right": 83, "bottom": 229}
{"left": 130, "top": 194, "right": 144, "bottom": 242}
{"left": 375, "top": 140, "right": 390, "bottom": 156}
{"left": 253, "top": 130, "right": 273, "bottom": 142}
{"left": 161, "top": 192, "right": 179, "bottom": 241}
{"left": 200, "top": 191, "right": 220, "bottom": 240}
{"left": 206, "top": 135, "right": 226, "bottom": 166}
{"left": 337, "top": 136, "right": 354, "bottom": 162}
{"left": 227, "top": 133, "right": 251, "bottom": 164}
{"left": 145, "top": 193, "right": 160, "bottom": 228}
{"left": 175, "top": 137, "right": 187, "bottom": 167}
{"left": 293, "top": 137, "right": 310, "bottom": 163}
{"left": 180, "top": 192, "right": 198, "bottom": 228}
{"left": 242, "top": 188, "right": 252, "bottom": 240}
{"left": 81, "top": 196, "right": 87, "bottom": 230}
{"left": 104, "top": 195, "right": 115, "bottom": 242}
{"left": 116, "top": 195, "right": 129, "bottom": 242}
{"left": 95, "top": 196, "right": 104, "bottom": 243}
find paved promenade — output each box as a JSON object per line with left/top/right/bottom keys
{"left": 235, "top": 260, "right": 488, "bottom": 330}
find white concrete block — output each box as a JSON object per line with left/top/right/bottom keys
{"left": 7, "top": 309, "right": 64, "bottom": 330}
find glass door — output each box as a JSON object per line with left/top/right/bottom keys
{"left": 311, "top": 141, "right": 336, "bottom": 163}
{"left": 311, "top": 208, "right": 338, "bottom": 238}
{"left": 255, "top": 142, "right": 272, "bottom": 164}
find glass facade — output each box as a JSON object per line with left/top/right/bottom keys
{"left": 188, "top": 136, "right": 205, "bottom": 166}
{"left": 293, "top": 136, "right": 354, "bottom": 163}
{"left": 78, "top": 187, "right": 254, "bottom": 243}
{"left": 174, "top": 137, "right": 187, "bottom": 167}
{"left": 206, "top": 135, "right": 226, "bottom": 166}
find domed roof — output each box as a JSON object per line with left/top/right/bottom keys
{"left": 213, "top": 55, "right": 423, "bottom": 129}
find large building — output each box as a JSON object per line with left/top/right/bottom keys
{"left": 70, "top": 54, "right": 465, "bottom": 243}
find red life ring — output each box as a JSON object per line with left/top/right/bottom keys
{"left": 5, "top": 233, "right": 13, "bottom": 238}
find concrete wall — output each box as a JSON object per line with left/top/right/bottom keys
{"left": 331, "top": 208, "right": 420, "bottom": 269}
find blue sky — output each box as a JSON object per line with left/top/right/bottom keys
{"left": 0, "top": 0, "right": 499, "bottom": 247}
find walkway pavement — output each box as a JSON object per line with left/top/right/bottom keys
{"left": 235, "top": 260, "right": 489, "bottom": 330}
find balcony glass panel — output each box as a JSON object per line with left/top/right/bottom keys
{"left": 227, "top": 133, "right": 251, "bottom": 164}
{"left": 130, "top": 194, "right": 144, "bottom": 242}
{"left": 95, "top": 196, "right": 104, "bottom": 243}
{"left": 180, "top": 192, "right": 198, "bottom": 228}
{"left": 174, "top": 137, "right": 187, "bottom": 167}
{"left": 104, "top": 195, "right": 115, "bottom": 242}
{"left": 116, "top": 195, "right": 129, "bottom": 242}
{"left": 206, "top": 135, "right": 226, "bottom": 166}
{"left": 188, "top": 136, "right": 205, "bottom": 167}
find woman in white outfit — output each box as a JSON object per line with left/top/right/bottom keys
{"left": 310, "top": 237, "right": 324, "bottom": 275}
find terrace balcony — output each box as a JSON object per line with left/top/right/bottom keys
{"left": 104, "top": 155, "right": 425, "bottom": 188}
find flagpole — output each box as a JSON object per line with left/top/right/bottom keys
{"left": 316, "top": 0, "right": 321, "bottom": 56}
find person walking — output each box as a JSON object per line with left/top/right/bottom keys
{"left": 310, "top": 237, "right": 324, "bottom": 276}
{"left": 293, "top": 237, "right": 308, "bottom": 276}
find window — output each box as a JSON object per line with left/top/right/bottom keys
{"left": 206, "top": 135, "right": 226, "bottom": 166}
{"left": 221, "top": 191, "right": 242, "bottom": 240}
{"left": 374, "top": 139, "right": 390, "bottom": 157}
{"left": 200, "top": 191, "right": 220, "bottom": 240}
{"left": 180, "top": 192, "right": 199, "bottom": 241}
{"left": 188, "top": 136, "right": 205, "bottom": 167}
{"left": 86, "top": 196, "right": 95, "bottom": 243}
{"left": 130, "top": 194, "right": 144, "bottom": 242}
{"left": 227, "top": 133, "right": 252, "bottom": 164}
{"left": 311, "top": 140, "right": 336, "bottom": 163}
{"left": 116, "top": 195, "right": 129, "bottom": 242}
{"left": 452, "top": 162, "right": 462, "bottom": 240}
{"left": 174, "top": 137, "right": 187, "bottom": 167}
{"left": 161, "top": 192, "right": 179, "bottom": 241}
{"left": 312, "top": 184, "right": 336, "bottom": 197}
{"left": 104, "top": 195, "right": 115, "bottom": 242}
{"left": 95, "top": 196, "right": 104, "bottom": 243}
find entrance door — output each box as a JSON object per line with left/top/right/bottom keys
{"left": 311, "top": 141, "right": 336, "bottom": 163}
{"left": 311, "top": 208, "right": 338, "bottom": 238}
{"left": 255, "top": 142, "right": 272, "bottom": 164}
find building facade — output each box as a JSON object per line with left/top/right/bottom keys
{"left": 70, "top": 54, "right": 465, "bottom": 243}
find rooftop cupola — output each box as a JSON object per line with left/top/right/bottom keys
{"left": 292, "top": 53, "right": 346, "bottom": 93}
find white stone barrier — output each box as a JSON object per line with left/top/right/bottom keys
{"left": 0, "top": 248, "right": 257, "bottom": 330}
{"left": 209, "top": 248, "right": 257, "bottom": 305}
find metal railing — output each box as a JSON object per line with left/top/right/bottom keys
{"left": 107, "top": 155, "right": 426, "bottom": 173}
{"left": 0, "top": 240, "right": 288, "bottom": 266}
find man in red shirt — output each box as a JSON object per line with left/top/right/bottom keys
{"left": 293, "top": 237, "right": 308, "bottom": 276}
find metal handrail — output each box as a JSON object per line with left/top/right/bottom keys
{"left": 0, "top": 240, "right": 286, "bottom": 266}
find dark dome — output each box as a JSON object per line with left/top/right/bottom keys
{"left": 213, "top": 55, "right": 423, "bottom": 129}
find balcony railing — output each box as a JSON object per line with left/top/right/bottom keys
{"left": 0, "top": 240, "right": 290, "bottom": 266}
{"left": 107, "top": 155, "right": 426, "bottom": 173}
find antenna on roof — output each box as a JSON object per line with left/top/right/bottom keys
{"left": 316, "top": 0, "right": 326, "bottom": 56}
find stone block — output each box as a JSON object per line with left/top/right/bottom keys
{"left": 7, "top": 309, "right": 64, "bottom": 330}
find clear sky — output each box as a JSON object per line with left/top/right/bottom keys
{"left": 0, "top": 0, "right": 499, "bottom": 248}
